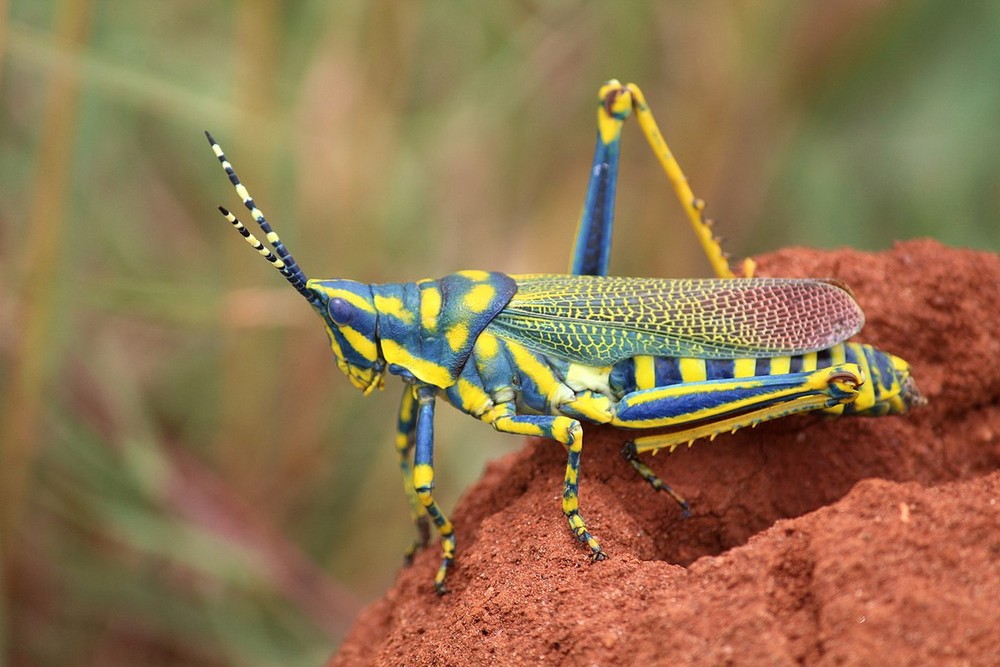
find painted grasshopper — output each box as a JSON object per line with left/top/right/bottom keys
{"left": 207, "top": 80, "right": 923, "bottom": 594}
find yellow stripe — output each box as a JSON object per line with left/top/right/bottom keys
{"left": 821, "top": 345, "right": 848, "bottom": 416}
{"left": 800, "top": 352, "right": 818, "bottom": 372}
{"left": 420, "top": 286, "right": 441, "bottom": 331}
{"left": 380, "top": 339, "right": 454, "bottom": 387}
{"left": 634, "top": 355, "right": 656, "bottom": 390}
{"left": 455, "top": 378, "right": 491, "bottom": 415}
{"left": 679, "top": 358, "right": 707, "bottom": 383}
{"left": 506, "top": 343, "right": 560, "bottom": 403}
{"left": 394, "top": 389, "right": 414, "bottom": 448}
{"left": 475, "top": 332, "right": 500, "bottom": 359}
{"left": 830, "top": 344, "right": 846, "bottom": 365}
{"left": 456, "top": 270, "right": 490, "bottom": 281}
{"left": 413, "top": 463, "right": 433, "bottom": 489}
{"left": 374, "top": 295, "right": 414, "bottom": 325}
{"left": 493, "top": 415, "right": 545, "bottom": 437}
{"left": 562, "top": 392, "right": 614, "bottom": 423}
{"left": 325, "top": 324, "right": 345, "bottom": 360}
{"left": 310, "top": 286, "right": 375, "bottom": 314}
{"left": 463, "top": 284, "right": 496, "bottom": 313}
{"left": 339, "top": 325, "right": 379, "bottom": 362}
{"left": 733, "top": 358, "right": 756, "bottom": 378}
{"left": 768, "top": 357, "right": 791, "bottom": 375}
{"left": 847, "top": 343, "right": 876, "bottom": 410}
{"left": 615, "top": 367, "right": 842, "bottom": 430}
{"left": 446, "top": 322, "right": 470, "bottom": 352}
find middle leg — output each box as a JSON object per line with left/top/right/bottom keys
{"left": 490, "top": 410, "right": 606, "bottom": 561}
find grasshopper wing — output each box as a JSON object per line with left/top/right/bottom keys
{"left": 488, "top": 275, "right": 864, "bottom": 365}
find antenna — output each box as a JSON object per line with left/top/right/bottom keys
{"left": 206, "top": 132, "right": 320, "bottom": 306}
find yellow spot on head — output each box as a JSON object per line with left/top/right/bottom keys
{"left": 456, "top": 270, "right": 490, "bottom": 281}
{"left": 374, "top": 295, "right": 415, "bottom": 325}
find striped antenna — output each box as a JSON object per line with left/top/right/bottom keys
{"left": 206, "top": 131, "right": 319, "bottom": 305}
{"left": 216, "top": 206, "right": 320, "bottom": 303}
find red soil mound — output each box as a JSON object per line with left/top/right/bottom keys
{"left": 330, "top": 240, "right": 1000, "bottom": 666}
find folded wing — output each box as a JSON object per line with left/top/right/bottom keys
{"left": 489, "top": 275, "right": 864, "bottom": 365}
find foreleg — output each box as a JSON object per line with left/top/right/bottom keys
{"left": 394, "top": 385, "right": 430, "bottom": 563}
{"left": 411, "top": 385, "right": 455, "bottom": 594}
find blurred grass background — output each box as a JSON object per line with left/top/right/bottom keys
{"left": 1, "top": 1, "right": 998, "bottom": 664}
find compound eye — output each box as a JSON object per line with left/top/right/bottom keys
{"left": 327, "top": 297, "right": 355, "bottom": 326}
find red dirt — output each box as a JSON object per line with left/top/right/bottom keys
{"left": 329, "top": 240, "right": 1000, "bottom": 666}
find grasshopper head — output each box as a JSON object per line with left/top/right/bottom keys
{"left": 306, "top": 278, "right": 386, "bottom": 395}
{"left": 207, "top": 132, "right": 385, "bottom": 395}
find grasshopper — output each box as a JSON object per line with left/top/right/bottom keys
{"left": 207, "top": 80, "right": 923, "bottom": 594}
